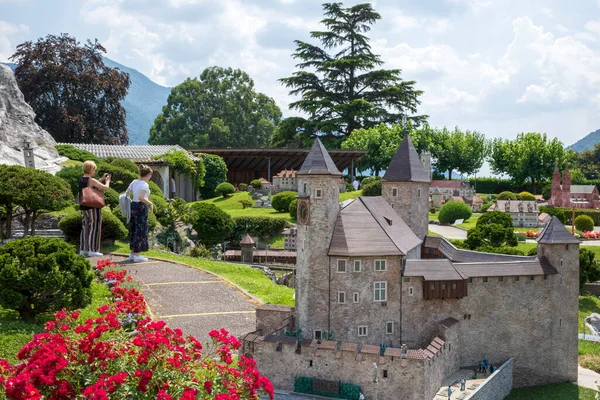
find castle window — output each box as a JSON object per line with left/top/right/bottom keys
{"left": 374, "top": 281, "right": 387, "bottom": 302}
{"left": 441, "top": 283, "right": 446, "bottom": 290}
{"left": 468, "top": 278, "right": 473, "bottom": 283}
{"left": 515, "top": 276, "right": 520, "bottom": 282}
{"left": 498, "top": 276, "right": 504, "bottom": 282}
{"left": 314, "top": 330, "right": 323, "bottom": 339}
{"left": 303, "top": 183, "right": 307, "bottom": 194}
{"left": 375, "top": 260, "right": 387, "bottom": 271}
{"left": 409, "top": 287, "right": 414, "bottom": 296}
{"left": 386, "top": 321, "right": 394, "bottom": 334}
{"left": 452, "top": 283, "right": 456, "bottom": 290}
{"left": 428, "top": 248, "right": 435, "bottom": 255}
{"left": 353, "top": 292, "right": 359, "bottom": 303}
{"left": 530, "top": 276, "right": 535, "bottom": 281}
{"left": 354, "top": 260, "right": 361, "bottom": 272}
{"left": 560, "top": 259, "right": 563, "bottom": 266}
{"left": 358, "top": 326, "right": 368, "bottom": 337}
{"left": 337, "top": 260, "right": 347, "bottom": 273}
{"left": 482, "top": 277, "right": 488, "bottom": 283}
{"left": 544, "top": 274, "right": 548, "bottom": 280}
{"left": 383, "top": 370, "right": 388, "bottom": 379}
{"left": 403, "top": 277, "right": 411, "bottom": 283}
{"left": 392, "top": 187, "right": 398, "bottom": 197}
{"left": 315, "top": 189, "right": 322, "bottom": 199}
{"left": 418, "top": 188, "right": 421, "bottom": 198}
{"left": 309, "top": 360, "right": 313, "bottom": 367}
{"left": 338, "top": 292, "right": 346, "bottom": 304}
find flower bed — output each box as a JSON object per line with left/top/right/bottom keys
{"left": 582, "top": 231, "right": 600, "bottom": 240}
{"left": 524, "top": 230, "right": 541, "bottom": 238}
{"left": 0, "top": 259, "right": 273, "bottom": 400}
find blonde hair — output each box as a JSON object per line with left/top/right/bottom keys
{"left": 139, "top": 164, "right": 153, "bottom": 178}
{"left": 82, "top": 160, "right": 97, "bottom": 174}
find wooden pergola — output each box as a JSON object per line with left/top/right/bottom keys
{"left": 189, "top": 148, "right": 366, "bottom": 184}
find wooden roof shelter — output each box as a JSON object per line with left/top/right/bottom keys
{"left": 189, "top": 147, "right": 365, "bottom": 184}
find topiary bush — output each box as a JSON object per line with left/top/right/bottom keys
{"left": 497, "top": 191, "right": 517, "bottom": 200}
{"left": 0, "top": 236, "right": 93, "bottom": 320}
{"left": 56, "top": 165, "right": 84, "bottom": 197}
{"left": 238, "top": 199, "right": 253, "bottom": 209}
{"left": 215, "top": 182, "right": 235, "bottom": 198}
{"left": 189, "top": 202, "right": 235, "bottom": 245}
{"left": 465, "top": 211, "right": 517, "bottom": 249}
{"left": 95, "top": 163, "right": 138, "bottom": 193}
{"left": 575, "top": 215, "right": 595, "bottom": 232}
{"left": 198, "top": 153, "right": 228, "bottom": 199}
{"left": 231, "top": 216, "right": 287, "bottom": 239}
{"left": 438, "top": 201, "right": 472, "bottom": 224}
{"left": 58, "top": 208, "right": 128, "bottom": 242}
{"left": 238, "top": 183, "right": 248, "bottom": 192}
{"left": 104, "top": 187, "right": 120, "bottom": 209}
{"left": 250, "top": 179, "right": 262, "bottom": 189}
{"left": 272, "top": 191, "right": 297, "bottom": 212}
{"left": 518, "top": 191, "right": 536, "bottom": 201}
{"left": 361, "top": 176, "right": 381, "bottom": 187}
{"left": 55, "top": 144, "right": 100, "bottom": 163}
{"left": 429, "top": 206, "right": 436, "bottom": 214}
{"left": 289, "top": 199, "right": 298, "bottom": 219}
{"left": 362, "top": 181, "right": 382, "bottom": 196}
{"left": 185, "top": 243, "right": 212, "bottom": 258}
{"left": 103, "top": 157, "right": 139, "bottom": 174}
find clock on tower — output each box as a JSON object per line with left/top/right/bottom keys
{"left": 297, "top": 198, "right": 310, "bottom": 225}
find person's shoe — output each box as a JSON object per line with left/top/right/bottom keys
{"left": 87, "top": 251, "right": 104, "bottom": 257}
{"left": 79, "top": 250, "right": 88, "bottom": 256}
{"left": 128, "top": 253, "right": 134, "bottom": 261}
{"left": 132, "top": 255, "right": 148, "bottom": 263}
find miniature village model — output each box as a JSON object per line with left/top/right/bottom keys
{"left": 242, "top": 136, "right": 579, "bottom": 400}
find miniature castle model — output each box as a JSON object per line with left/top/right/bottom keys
{"left": 243, "top": 137, "right": 579, "bottom": 400}
{"left": 548, "top": 162, "right": 600, "bottom": 209}
{"left": 489, "top": 200, "right": 539, "bottom": 227}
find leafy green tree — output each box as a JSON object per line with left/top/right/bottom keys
{"left": 0, "top": 166, "right": 26, "bottom": 239}
{"left": 488, "top": 132, "right": 565, "bottom": 194}
{"left": 159, "top": 149, "right": 206, "bottom": 192}
{"left": 0, "top": 236, "right": 93, "bottom": 320}
{"left": 272, "top": 191, "right": 298, "bottom": 212}
{"left": 438, "top": 202, "right": 472, "bottom": 224}
{"left": 465, "top": 211, "right": 517, "bottom": 249}
{"left": 575, "top": 215, "right": 594, "bottom": 232}
{"left": 149, "top": 67, "right": 281, "bottom": 148}
{"left": 215, "top": 183, "right": 235, "bottom": 198}
{"left": 279, "top": 2, "right": 425, "bottom": 145}
{"left": 341, "top": 122, "right": 434, "bottom": 175}
{"left": 431, "top": 127, "right": 487, "bottom": 179}
{"left": 362, "top": 181, "right": 382, "bottom": 196}
{"left": 198, "top": 153, "right": 228, "bottom": 199}
{"left": 580, "top": 248, "right": 600, "bottom": 289}
{"left": 189, "top": 203, "right": 235, "bottom": 246}
{"left": 11, "top": 34, "right": 130, "bottom": 144}
{"left": 289, "top": 199, "right": 298, "bottom": 219}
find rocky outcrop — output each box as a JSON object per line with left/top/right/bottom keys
{"left": 585, "top": 313, "right": 600, "bottom": 335}
{"left": 0, "top": 65, "right": 65, "bottom": 173}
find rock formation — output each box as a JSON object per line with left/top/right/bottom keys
{"left": 0, "top": 65, "right": 65, "bottom": 173}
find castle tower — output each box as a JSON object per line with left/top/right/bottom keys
{"left": 240, "top": 234, "right": 254, "bottom": 263}
{"left": 381, "top": 135, "right": 431, "bottom": 242}
{"left": 536, "top": 216, "right": 580, "bottom": 382}
{"left": 295, "top": 139, "right": 341, "bottom": 339}
{"left": 549, "top": 162, "right": 561, "bottom": 206}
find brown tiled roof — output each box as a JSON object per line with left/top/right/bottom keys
{"left": 430, "top": 180, "right": 466, "bottom": 188}
{"left": 495, "top": 200, "right": 538, "bottom": 213}
{"left": 384, "top": 347, "right": 403, "bottom": 357}
{"left": 340, "top": 343, "right": 358, "bottom": 352}
{"left": 382, "top": 135, "right": 430, "bottom": 183}
{"left": 404, "top": 259, "right": 466, "bottom": 281}
{"left": 451, "top": 196, "right": 465, "bottom": 203}
{"left": 274, "top": 169, "right": 297, "bottom": 178}
{"left": 240, "top": 234, "right": 255, "bottom": 245}
{"left": 61, "top": 143, "right": 199, "bottom": 162}
{"left": 453, "top": 259, "right": 558, "bottom": 277}
{"left": 361, "top": 345, "right": 381, "bottom": 355}
{"left": 439, "top": 317, "right": 459, "bottom": 328}
{"left": 406, "top": 349, "right": 428, "bottom": 360}
{"left": 537, "top": 216, "right": 581, "bottom": 244}
{"left": 538, "top": 212, "right": 550, "bottom": 222}
{"left": 472, "top": 195, "right": 484, "bottom": 205}
{"left": 298, "top": 139, "right": 341, "bottom": 175}
{"left": 423, "top": 236, "right": 536, "bottom": 263}
{"left": 328, "top": 197, "right": 421, "bottom": 256}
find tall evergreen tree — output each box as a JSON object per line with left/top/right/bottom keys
{"left": 278, "top": 2, "right": 426, "bottom": 147}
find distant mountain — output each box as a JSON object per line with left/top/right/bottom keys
{"left": 1, "top": 58, "right": 171, "bottom": 145}
{"left": 568, "top": 129, "right": 600, "bottom": 152}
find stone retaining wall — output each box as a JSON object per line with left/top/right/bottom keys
{"left": 465, "top": 358, "right": 513, "bottom": 400}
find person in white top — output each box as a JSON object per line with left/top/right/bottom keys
{"left": 126, "top": 164, "right": 154, "bottom": 262}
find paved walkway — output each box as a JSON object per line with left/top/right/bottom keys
{"left": 94, "top": 256, "right": 259, "bottom": 344}
{"left": 429, "top": 224, "right": 467, "bottom": 239}
{"left": 578, "top": 365, "right": 600, "bottom": 391}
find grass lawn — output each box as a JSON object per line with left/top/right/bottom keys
{"left": 109, "top": 242, "right": 295, "bottom": 307}
{"left": 0, "top": 280, "right": 111, "bottom": 364}
{"left": 579, "top": 295, "right": 600, "bottom": 334}
{"left": 506, "top": 383, "right": 597, "bottom": 399}
{"left": 456, "top": 213, "right": 481, "bottom": 231}
{"left": 579, "top": 340, "right": 600, "bottom": 374}
{"left": 61, "top": 159, "right": 82, "bottom": 168}
{"left": 340, "top": 190, "right": 362, "bottom": 202}
{"left": 428, "top": 212, "right": 439, "bottom": 222}
{"left": 198, "top": 192, "right": 295, "bottom": 224}
{"left": 261, "top": 234, "right": 285, "bottom": 249}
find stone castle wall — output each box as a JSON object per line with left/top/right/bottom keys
{"left": 381, "top": 182, "right": 429, "bottom": 241}
{"left": 465, "top": 358, "right": 513, "bottom": 400}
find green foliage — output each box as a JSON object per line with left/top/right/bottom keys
{"left": 489, "top": 132, "right": 565, "bottom": 193}
{"left": 271, "top": 191, "right": 297, "bottom": 212}
{"left": 197, "top": 153, "right": 228, "bottom": 199}
{"left": 542, "top": 183, "right": 552, "bottom": 200}
{"left": 215, "top": 182, "right": 235, "bottom": 198}
{"left": 11, "top": 34, "right": 130, "bottom": 144}
{"left": 250, "top": 179, "right": 263, "bottom": 189}
{"left": 149, "top": 66, "right": 281, "bottom": 148}
{"left": 467, "top": 177, "right": 513, "bottom": 194}
{"left": 148, "top": 181, "right": 164, "bottom": 197}
{"left": 104, "top": 188, "right": 119, "bottom": 209}
{"left": 539, "top": 206, "right": 568, "bottom": 224}
{"left": 575, "top": 215, "right": 595, "bottom": 233}
{"left": 56, "top": 165, "right": 82, "bottom": 197}
{"left": 360, "top": 176, "right": 381, "bottom": 187}
{"left": 466, "top": 211, "right": 517, "bottom": 249}
{"left": 362, "top": 181, "right": 382, "bottom": 196}
{"left": 185, "top": 243, "right": 212, "bottom": 258}
{"left": 58, "top": 207, "right": 128, "bottom": 241}
{"left": 438, "top": 201, "right": 472, "bottom": 224}
{"left": 289, "top": 199, "right": 298, "bottom": 219}
{"left": 157, "top": 149, "right": 206, "bottom": 190}
{"left": 231, "top": 216, "right": 287, "bottom": 239}
{"left": 55, "top": 144, "right": 100, "bottom": 163}
{"left": 0, "top": 237, "right": 93, "bottom": 320}
{"left": 238, "top": 183, "right": 248, "bottom": 192}
{"left": 156, "top": 227, "right": 183, "bottom": 252}
{"left": 432, "top": 126, "right": 488, "bottom": 178}
{"left": 497, "top": 191, "right": 517, "bottom": 200}
{"left": 238, "top": 199, "right": 253, "bottom": 209}
{"left": 344, "top": 183, "right": 354, "bottom": 192}
{"left": 95, "top": 163, "right": 138, "bottom": 193}
{"left": 580, "top": 248, "right": 600, "bottom": 288}
{"left": 429, "top": 207, "right": 436, "bottom": 214}
{"left": 112, "top": 205, "right": 158, "bottom": 233}
{"left": 149, "top": 194, "right": 168, "bottom": 223}
{"left": 279, "top": 2, "right": 425, "bottom": 146}
{"left": 481, "top": 202, "right": 493, "bottom": 213}
{"left": 475, "top": 244, "right": 525, "bottom": 256}
{"left": 189, "top": 202, "right": 235, "bottom": 245}
{"left": 518, "top": 191, "right": 536, "bottom": 201}
{"left": 103, "top": 157, "right": 138, "bottom": 173}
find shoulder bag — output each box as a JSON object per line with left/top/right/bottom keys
{"left": 80, "top": 178, "right": 105, "bottom": 208}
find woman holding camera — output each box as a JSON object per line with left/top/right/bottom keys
{"left": 80, "top": 160, "right": 111, "bottom": 257}
{"left": 126, "top": 164, "right": 154, "bottom": 263}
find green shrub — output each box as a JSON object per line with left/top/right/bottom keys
{"left": 56, "top": 165, "right": 84, "bottom": 197}
{"left": 289, "top": 199, "right": 298, "bottom": 219}
{"left": 581, "top": 248, "right": 600, "bottom": 288}
{"left": 238, "top": 199, "right": 253, "bottom": 209}
{"left": 147, "top": 181, "right": 164, "bottom": 197}
{"left": 515, "top": 232, "right": 527, "bottom": 242}
{"left": 156, "top": 227, "right": 183, "bottom": 252}
{"left": 215, "top": 182, "right": 235, "bottom": 198}
{"left": 250, "top": 179, "right": 263, "bottom": 189}
{"left": 429, "top": 207, "right": 436, "bottom": 214}
{"left": 95, "top": 162, "right": 138, "bottom": 193}
{"left": 104, "top": 187, "right": 120, "bottom": 209}
{"left": 0, "top": 236, "right": 93, "bottom": 320}
{"left": 186, "top": 243, "right": 212, "bottom": 258}
{"left": 112, "top": 205, "right": 158, "bottom": 233}
{"left": 103, "top": 157, "right": 139, "bottom": 174}
{"left": 232, "top": 216, "right": 287, "bottom": 239}
{"left": 362, "top": 181, "right": 382, "bottom": 196}
{"left": 466, "top": 211, "right": 517, "bottom": 249}
{"left": 150, "top": 194, "right": 169, "bottom": 225}
{"left": 344, "top": 183, "right": 354, "bottom": 192}
{"left": 198, "top": 153, "right": 228, "bottom": 199}
{"left": 361, "top": 176, "right": 381, "bottom": 187}
{"left": 575, "top": 215, "right": 595, "bottom": 232}
{"left": 475, "top": 244, "right": 525, "bottom": 256}
{"left": 497, "top": 191, "right": 517, "bottom": 200}
{"left": 272, "top": 191, "right": 297, "bottom": 212}
{"left": 55, "top": 144, "right": 100, "bottom": 163}
{"left": 58, "top": 207, "right": 128, "bottom": 241}
{"left": 189, "top": 202, "right": 235, "bottom": 245}
{"left": 481, "top": 202, "right": 493, "bottom": 213}
{"left": 539, "top": 206, "right": 568, "bottom": 224}
{"left": 467, "top": 177, "right": 513, "bottom": 194}
{"left": 518, "top": 191, "right": 536, "bottom": 201}
{"left": 238, "top": 183, "right": 248, "bottom": 192}
{"left": 438, "top": 201, "right": 472, "bottom": 224}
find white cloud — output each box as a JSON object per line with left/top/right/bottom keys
{"left": 541, "top": 7, "right": 554, "bottom": 18}
{"left": 555, "top": 24, "right": 570, "bottom": 33}
{"left": 585, "top": 19, "right": 600, "bottom": 34}
{"left": 0, "top": 21, "right": 28, "bottom": 62}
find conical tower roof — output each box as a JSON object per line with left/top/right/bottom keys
{"left": 240, "top": 234, "right": 255, "bottom": 245}
{"left": 298, "top": 139, "right": 341, "bottom": 175}
{"left": 382, "top": 135, "right": 430, "bottom": 183}
{"left": 537, "top": 216, "right": 580, "bottom": 244}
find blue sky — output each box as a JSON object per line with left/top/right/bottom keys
{"left": 2, "top": 0, "right": 600, "bottom": 166}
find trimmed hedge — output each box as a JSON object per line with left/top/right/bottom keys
{"left": 362, "top": 181, "right": 382, "bottom": 196}
{"left": 361, "top": 176, "right": 381, "bottom": 187}
{"left": 272, "top": 191, "right": 297, "bottom": 212}
{"left": 55, "top": 144, "right": 100, "bottom": 163}
{"left": 438, "top": 201, "right": 472, "bottom": 224}
{"left": 518, "top": 191, "right": 536, "bottom": 201}
{"left": 215, "top": 182, "right": 235, "bottom": 198}
{"left": 95, "top": 163, "right": 137, "bottom": 193}
{"left": 189, "top": 202, "right": 235, "bottom": 245}
{"left": 58, "top": 207, "right": 128, "bottom": 241}
{"left": 250, "top": 179, "right": 262, "bottom": 189}
{"left": 289, "top": 199, "right": 298, "bottom": 219}
{"left": 103, "top": 157, "right": 139, "bottom": 174}
{"left": 575, "top": 215, "right": 595, "bottom": 232}
{"left": 104, "top": 188, "right": 120, "bottom": 209}
{"left": 238, "top": 183, "right": 248, "bottom": 192}
{"left": 231, "top": 216, "right": 287, "bottom": 239}
{"left": 149, "top": 194, "right": 169, "bottom": 225}
{"left": 539, "top": 206, "right": 600, "bottom": 225}
{"left": 56, "top": 165, "right": 84, "bottom": 197}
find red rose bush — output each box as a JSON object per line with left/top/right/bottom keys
{"left": 0, "top": 259, "right": 273, "bottom": 400}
